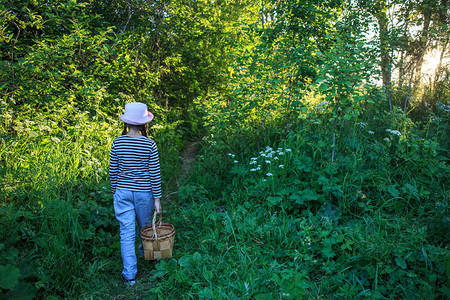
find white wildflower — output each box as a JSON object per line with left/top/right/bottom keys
{"left": 437, "top": 102, "right": 450, "bottom": 112}
{"left": 249, "top": 160, "right": 257, "bottom": 165}
{"left": 274, "top": 157, "right": 279, "bottom": 160}
{"left": 285, "top": 149, "right": 292, "bottom": 152}
{"left": 279, "top": 165, "right": 284, "bottom": 168}
{"left": 368, "top": 130, "right": 375, "bottom": 135}
{"left": 317, "top": 100, "right": 328, "bottom": 107}
{"left": 250, "top": 168, "right": 257, "bottom": 172}
{"left": 265, "top": 160, "right": 271, "bottom": 164}
{"left": 266, "top": 173, "right": 273, "bottom": 176}
{"left": 384, "top": 137, "right": 390, "bottom": 142}
{"left": 386, "top": 129, "right": 402, "bottom": 136}
{"left": 234, "top": 160, "right": 238, "bottom": 163}
{"left": 228, "top": 153, "right": 235, "bottom": 158}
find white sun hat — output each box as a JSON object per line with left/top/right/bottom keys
{"left": 120, "top": 102, "right": 154, "bottom": 125}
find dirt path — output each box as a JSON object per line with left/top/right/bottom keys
{"left": 177, "top": 140, "right": 201, "bottom": 186}
{"left": 161, "top": 140, "right": 201, "bottom": 202}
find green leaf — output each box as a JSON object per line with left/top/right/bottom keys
{"left": 317, "top": 176, "right": 329, "bottom": 186}
{"left": 446, "top": 257, "right": 450, "bottom": 277}
{"left": 267, "top": 196, "right": 282, "bottom": 206}
{"left": 178, "top": 255, "right": 194, "bottom": 267}
{"left": 289, "top": 194, "right": 301, "bottom": 201}
{"left": 0, "top": 264, "right": 20, "bottom": 290}
{"left": 322, "top": 247, "right": 335, "bottom": 258}
{"left": 151, "top": 270, "right": 167, "bottom": 278}
{"left": 325, "top": 163, "right": 338, "bottom": 175}
{"left": 203, "top": 270, "right": 213, "bottom": 281}
{"left": 289, "top": 194, "right": 301, "bottom": 202}
{"left": 387, "top": 186, "right": 400, "bottom": 197}
{"left": 5, "top": 282, "right": 35, "bottom": 299}
{"left": 193, "top": 252, "right": 202, "bottom": 262}
{"left": 395, "top": 256, "right": 407, "bottom": 269}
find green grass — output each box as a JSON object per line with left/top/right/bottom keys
{"left": 0, "top": 100, "right": 449, "bottom": 299}
{"left": 0, "top": 106, "right": 185, "bottom": 298}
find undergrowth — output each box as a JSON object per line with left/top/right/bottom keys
{"left": 0, "top": 103, "right": 185, "bottom": 298}
{"left": 0, "top": 97, "right": 449, "bottom": 298}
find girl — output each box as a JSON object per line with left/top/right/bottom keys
{"left": 109, "top": 102, "right": 162, "bottom": 286}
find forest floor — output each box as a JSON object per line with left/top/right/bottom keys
{"left": 177, "top": 140, "right": 201, "bottom": 187}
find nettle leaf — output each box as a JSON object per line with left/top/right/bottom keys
{"left": 0, "top": 264, "right": 20, "bottom": 290}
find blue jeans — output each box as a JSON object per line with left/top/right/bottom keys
{"left": 114, "top": 189, "right": 154, "bottom": 280}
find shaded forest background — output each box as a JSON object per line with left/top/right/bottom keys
{"left": 0, "top": 0, "right": 449, "bottom": 298}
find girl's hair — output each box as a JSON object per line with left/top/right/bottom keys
{"left": 122, "top": 123, "right": 148, "bottom": 137}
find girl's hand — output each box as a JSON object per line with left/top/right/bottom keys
{"left": 154, "top": 198, "right": 162, "bottom": 214}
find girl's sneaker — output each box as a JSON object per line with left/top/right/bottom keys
{"left": 121, "top": 274, "right": 135, "bottom": 286}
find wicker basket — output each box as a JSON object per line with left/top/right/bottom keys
{"left": 140, "top": 212, "right": 175, "bottom": 260}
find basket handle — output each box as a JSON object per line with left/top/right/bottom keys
{"left": 152, "top": 211, "right": 162, "bottom": 240}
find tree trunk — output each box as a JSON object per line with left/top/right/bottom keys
{"left": 404, "top": 42, "right": 429, "bottom": 113}
{"left": 377, "top": 10, "right": 390, "bottom": 88}
{"left": 398, "top": 5, "right": 410, "bottom": 87}
{"left": 375, "top": 4, "right": 393, "bottom": 110}
{"left": 413, "top": 8, "right": 431, "bottom": 84}
{"left": 260, "top": 0, "right": 265, "bottom": 30}
{"left": 435, "top": 33, "right": 449, "bottom": 83}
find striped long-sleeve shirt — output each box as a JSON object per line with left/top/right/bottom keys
{"left": 109, "top": 135, "right": 162, "bottom": 198}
